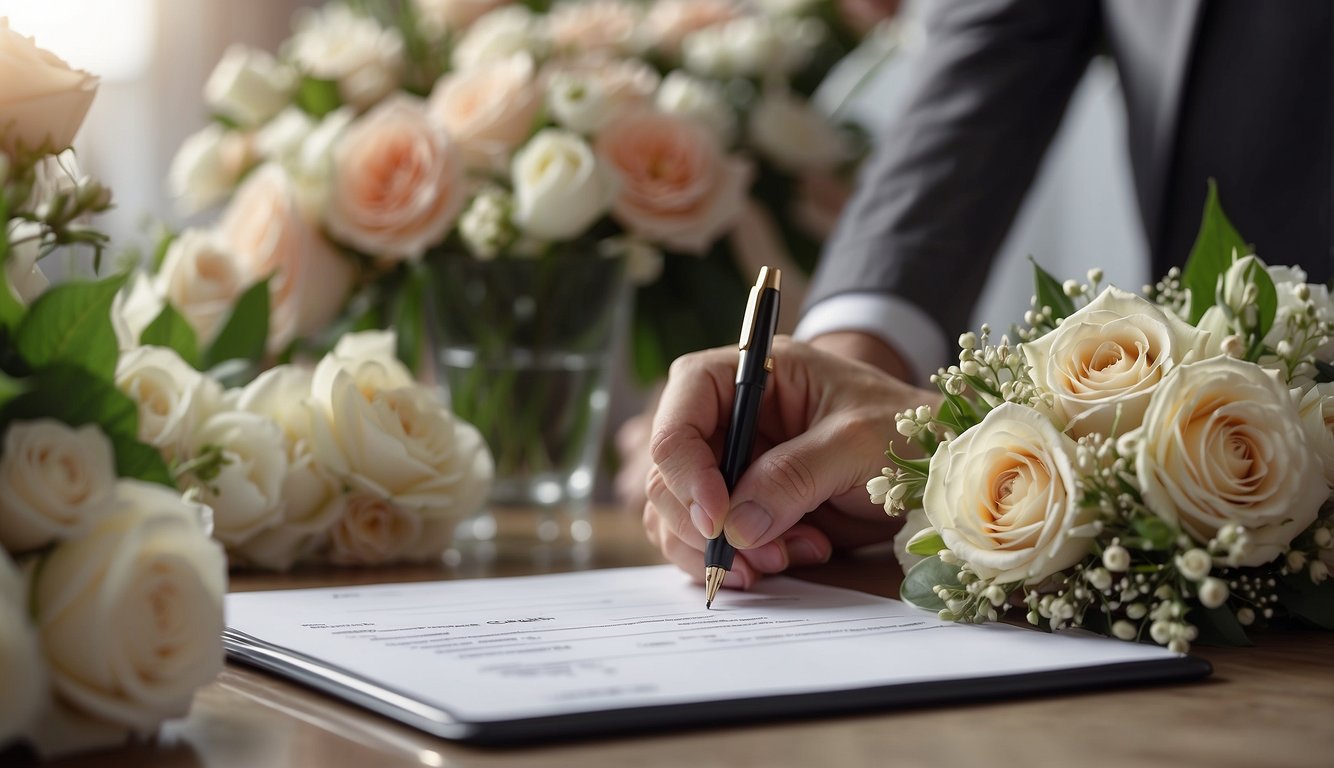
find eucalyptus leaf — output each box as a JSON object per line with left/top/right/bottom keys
{"left": 141, "top": 303, "right": 201, "bottom": 369}
{"left": 203, "top": 279, "right": 269, "bottom": 370}
{"left": 1189, "top": 605, "right": 1253, "bottom": 647}
{"left": 15, "top": 274, "right": 127, "bottom": 380}
{"left": 899, "top": 555, "right": 961, "bottom": 611}
{"left": 1030, "top": 257, "right": 1075, "bottom": 323}
{"left": 1277, "top": 576, "right": 1334, "bottom": 630}
{"left": 1181, "top": 180, "right": 1250, "bottom": 323}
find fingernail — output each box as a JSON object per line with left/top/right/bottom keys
{"left": 689, "top": 503, "right": 714, "bottom": 538}
{"left": 724, "top": 502, "right": 772, "bottom": 548}
{"left": 787, "top": 538, "right": 827, "bottom": 565}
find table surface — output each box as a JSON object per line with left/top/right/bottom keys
{"left": 24, "top": 507, "right": 1334, "bottom": 768}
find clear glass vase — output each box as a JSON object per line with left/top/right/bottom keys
{"left": 428, "top": 252, "right": 631, "bottom": 563}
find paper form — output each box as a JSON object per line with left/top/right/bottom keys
{"left": 225, "top": 565, "right": 1188, "bottom": 723}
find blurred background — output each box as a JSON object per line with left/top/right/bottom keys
{"left": 0, "top": 0, "right": 1147, "bottom": 340}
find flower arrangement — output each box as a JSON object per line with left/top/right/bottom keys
{"left": 1, "top": 17, "right": 494, "bottom": 759}
{"left": 872, "top": 184, "right": 1334, "bottom": 652}
{"left": 160, "top": 0, "right": 883, "bottom": 382}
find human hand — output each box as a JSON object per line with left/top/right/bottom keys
{"left": 642, "top": 336, "right": 939, "bottom": 588}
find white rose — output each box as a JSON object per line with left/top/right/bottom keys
{"left": 327, "top": 491, "right": 424, "bottom": 565}
{"left": 1136, "top": 356, "right": 1326, "bottom": 566}
{"left": 255, "top": 106, "right": 315, "bottom": 163}
{"left": 0, "top": 18, "right": 99, "bottom": 156}
{"left": 656, "top": 71, "right": 736, "bottom": 145}
{"left": 115, "top": 345, "right": 223, "bottom": 461}
{"left": 1218, "top": 254, "right": 1264, "bottom": 315}
{"left": 183, "top": 410, "right": 288, "bottom": 547}
{"left": 232, "top": 366, "right": 344, "bottom": 571}
{"left": 682, "top": 16, "right": 818, "bottom": 78}
{"left": 748, "top": 89, "right": 849, "bottom": 173}
{"left": 511, "top": 128, "right": 614, "bottom": 241}
{"left": 546, "top": 72, "right": 612, "bottom": 135}
{"left": 1022, "top": 286, "right": 1212, "bottom": 437}
{"left": 285, "top": 5, "right": 405, "bottom": 110}
{"left": 1195, "top": 304, "right": 1234, "bottom": 358}
{"left": 4, "top": 221, "right": 49, "bottom": 305}
{"left": 0, "top": 549, "right": 46, "bottom": 746}
{"left": 287, "top": 107, "right": 356, "bottom": 215}
{"left": 1298, "top": 383, "right": 1334, "bottom": 488}
{"left": 427, "top": 53, "right": 541, "bottom": 171}
{"left": 204, "top": 45, "right": 295, "bottom": 129}
{"left": 0, "top": 420, "right": 117, "bottom": 552}
{"left": 32, "top": 480, "right": 225, "bottom": 737}
{"left": 923, "top": 402, "right": 1094, "bottom": 584}
{"left": 154, "top": 229, "right": 250, "bottom": 347}
{"left": 412, "top": 0, "right": 511, "bottom": 36}
{"left": 308, "top": 331, "right": 493, "bottom": 515}
{"left": 451, "top": 6, "right": 548, "bottom": 70}
{"left": 110, "top": 271, "right": 164, "bottom": 352}
{"left": 167, "top": 123, "right": 256, "bottom": 214}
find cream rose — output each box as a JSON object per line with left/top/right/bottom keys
{"left": 413, "top": 0, "right": 511, "bottom": 35}
{"left": 167, "top": 123, "right": 256, "bottom": 215}
{"left": 0, "top": 420, "right": 117, "bottom": 552}
{"left": 110, "top": 271, "right": 163, "bottom": 351}
{"left": 115, "top": 345, "right": 223, "bottom": 461}
{"left": 182, "top": 410, "right": 288, "bottom": 548}
{"left": 204, "top": 45, "right": 295, "bottom": 129}
{"left": 511, "top": 128, "right": 614, "bottom": 241}
{"left": 451, "top": 6, "right": 548, "bottom": 70}
{"left": 1299, "top": 383, "right": 1334, "bottom": 488}
{"left": 682, "top": 15, "right": 821, "bottom": 78}
{"left": 1135, "top": 356, "right": 1327, "bottom": 566}
{"left": 327, "top": 491, "right": 424, "bottom": 566}
{"left": 4, "top": 221, "right": 49, "bottom": 305}
{"left": 0, "top": 549, "right": 46, "bottom": 745}
{"left": 655, "top": 71, "right": 735, "bottom": 144}
{"left": 548, "top": 0, "right": 644, "bottom": 55}
{"left": 923, "top": 402, "right": 1094, "bottom": 584}
{"left": 255, "top": 107, "right": 315, "bottom": 163}
{"left": 646, "top": 0, "right": 745, "bottom": 53}
{"left": 218, "top": 163, "right": 355, "bottom": 352}
{"left": 307, "top": 331, "right": 493, "bottom": 515}
{"left": 427, "top": 53, "right": 541, "bottom": 171}
{"left": 748, "top": 89, "right": 850, "bottom": 174}
{"left": 1022, "top": 286, "right": 1212, "bottom": 437}
{"left": 325, "top": 96, "right": 466, "bottom": 261}
{"left": 232, "top": 366, "right": 344, "bottom": 571}
{"left": 543, "top": 56, "right": 659, "bottom": 134}
{"left": 0, "top": 18, "right": 99, "bottom": 156}
{"left": 284, "top": 5, "right": 404, "bottom": 110}
{"left": 596, "top": 109, "right": 751, "bottom": 253}
{"left": 33, "top": 480, "right": 225, "bottom": 735}
{"left": 154, "top": 229, "right": 250, "bottom": 347}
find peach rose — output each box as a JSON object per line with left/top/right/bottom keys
{"left": 646, "top": 0, "right": 744, "bottom": 53}
{"left": 0, "top": 18, "right": 98, "bottom": 157}
{"left": 596, "top": 109, "right": 751, "bottom": 253}
{"left": 548, "top": 0, "right": 644, "bottom": 55}
{"left": 154, "top": 229, "right": 251, "bottom": 347}
{"left": 325, "top": 96, "right": 467, "bottom": 262}
{"left": 218, "top": 163, "right": 356, "bottom": 352}
{"left": 427, "top": 53, "right": 540, "bottom": 171}
{"left": 412, "top": 0, "right": 512, "bottom": 34}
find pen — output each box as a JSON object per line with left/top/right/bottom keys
{"left": 705, "top": 266, "right": 781, "bottom": 609}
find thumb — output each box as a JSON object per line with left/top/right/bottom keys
{"left": 721, "top": 425, "right": 873, "bottom": 549}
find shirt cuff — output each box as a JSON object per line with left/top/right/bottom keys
{"left": 794, "top": 294, "right": 952, "bottom": 386}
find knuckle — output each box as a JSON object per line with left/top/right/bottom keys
{"left": 759, "top": 451, "right": 818, "bottom": 506}
{"left": 648, "top": 425, "right": 689, "bottom": 466}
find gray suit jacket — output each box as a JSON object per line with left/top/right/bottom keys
{"left": 805, "top": 0, "right": 1332, "bottom": 342}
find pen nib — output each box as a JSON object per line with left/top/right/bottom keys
{"left": 704, "top": 565, "right": 726, "bottom": 609}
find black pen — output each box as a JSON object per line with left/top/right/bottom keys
{"left": 705, "top": 266, "right": 781, "bottom": 608}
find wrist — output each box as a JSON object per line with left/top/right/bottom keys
{"left": 809, "top": 331, "right": 916, "bottom": 381}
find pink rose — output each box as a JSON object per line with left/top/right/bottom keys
{"left": 548, "top": 0, "right": 643, "bottom": 55}
{"left": 326, "top": 96, "right": 467, "bottom": 261}
{"left": 0, "top": 19, "right": 98, "bottom": 156}
{"left": 427, "top": 53, "right": 540, "bottom": 171}
{"left": 646, "top": 0, "right": 744, "bottom": 53}
{"left": 218, "top": 163, "right": 355, "bottom": 352}
{"left": 412, "top": 0, "right": 512, "bottom": 34}
{"left": 596, "top": 109, "right": 751, "bottom": 253}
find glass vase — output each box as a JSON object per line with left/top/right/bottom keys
{"left": 428, "top": 252, "right": 631, "bottom": 562}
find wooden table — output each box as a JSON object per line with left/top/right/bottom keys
{"left": 25, "top": 507, "right": 1334, "bottom": 768}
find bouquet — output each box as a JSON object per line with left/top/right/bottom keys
{"left": 872, "top": 184, "right": 1334, "bottom": 652}
{"left": 158, "top": 0, "right": 885, "bottom": 382}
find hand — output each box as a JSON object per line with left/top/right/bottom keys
{"left": 642, "top": 336, "right": 938, "bottom": 588}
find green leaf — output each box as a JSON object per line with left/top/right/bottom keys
{"left": 905, "top": 529, "right": 947, "bottom": 557}
{"left": 1030, "top": 257, "right": 1075, "bottom": 323}
{"left": 899, "top": 555, "right": 961, "bottom": 611}
{"left": 14, "top": 274, "right": 127, "bottom": 380}
{"left": 1182, "top": 180, "right": 1250, "bottom": 323}
{"left": 1277, "top": 575, "right": 1334, "bottom": 630}
{"left": 296, "top": 76, "right": 342, "bottom": 119}
{"left": 0, "top": 364, "right": 139, "bottom": 441}
{"left": 392, "top": 266, "right": 426, "bottom": 373}
{"left": 141, "top": 303, "right": 201, "bottom": 369}
{"left": 0, "top": 195, "right": 26, "bottom": 330}
{"left": 110, "top": 436, "right": 173, "bottom": 487}
{"left": 1243, "top": 257, "right": 1278, "bottom": 340}
{"left": 1132, "top": 515, "right": 1176, "bottom": 551}
{"left": 203, "top": 279, "right": 269, "bottom": 370}
{"left": 886, "top": 444, "right": 931, "bottom": 475}
{"left": 0, "top": 369, "right": 29, "bottom": 410}
{"left": 1189, "top": 605, "right": 1253, "bottom": 647}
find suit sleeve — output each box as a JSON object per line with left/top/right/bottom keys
{"left": 803, "top": 0, "right": 1100, "bottom": 343}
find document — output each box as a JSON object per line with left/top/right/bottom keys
{"left": 225, "top": 565, "right": 1209, "bottom": 743}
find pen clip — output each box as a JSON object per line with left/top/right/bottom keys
{"left": 738, "top": 266, "right": 781, "bottom": 351}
